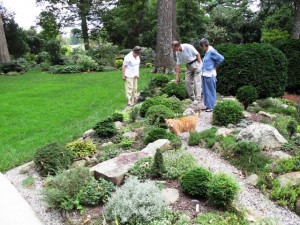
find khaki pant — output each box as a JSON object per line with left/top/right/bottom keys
{"left": 125, "top": 77, "right": 138, "bottom": 101}
{"left": 185, "top": 61, "right": 202, "bottom": 100}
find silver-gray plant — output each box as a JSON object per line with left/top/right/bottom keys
{"left": 104, "top": 177, "right": 166, "bottom": 224}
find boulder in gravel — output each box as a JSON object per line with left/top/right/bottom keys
{"left": 246, "top": 174, "right": 259, "bottom": 186}
{"left": 237, "top": 123, "right": 287, "bottom": 149}
{"left": 141, "top": 139, "right": 171, "bottom": 156}
{"left": 161, "top": 188, "right": 179, "bottom": 204}
{"left": 114, "top": 121, "right": 123, "bottom": 130}
{"left": 278, "top": 172, "right": 300, "bottom": 187}
{"left": 215, "top": 127, "right": 233, "bottom": 137}
{"left": 183, "top": 108, "right": 195, "bottom": 116}
{"left": 83, "top": 129, "right": 95, "bottom": 138}
{"left": 270, "top": 151, "right": 292, "bottom": 160}
{"left": 122, "top": 131, "right": 138, "bottom": 139}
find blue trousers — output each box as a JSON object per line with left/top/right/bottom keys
{"left": 202, "top": 76, "right": 217, "bottom": 109}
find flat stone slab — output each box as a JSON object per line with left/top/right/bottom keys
{"left": 0, "top": 173, "right": 43, "bottom": 225}
{"left": 278, "top": 172, "right": 300, "bottom": 187}
{"left": 91, "top": 139, "right": 171, "bottom": 185}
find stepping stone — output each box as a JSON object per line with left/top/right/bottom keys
{"left": 0, "top": 173, "right": 43, "bottom": 225}
{"left": 91, "top": 139, "right": 170, "bottom": 185}
{"left": 161, "top": 188, "right": 179, "bottom": 204}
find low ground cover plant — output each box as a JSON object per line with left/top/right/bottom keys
{"left": 104, "top": 177, "right": 166, "bottom": 224}
{"left": 194, "top": 211, "right": 248, "bottom": 225}
{"left": 34, "top": 143, "right": 74, "bottom": 176}
{"left": 213, "top": 100, "right": 244, "bottom": 126}
{"left": 98, "top": 145, "right": 119, "bottom": 162}
{"left": 188, "top": 128, "right": 218, "bottom": 147}
{"left": 66, "top": 140, "right": 96, "bottom": 159}
{"left": 43, "top": 167, "right": 115, "bottom": 211}
{"left": 273, "top": 156, "right": 300, "bottom": 174}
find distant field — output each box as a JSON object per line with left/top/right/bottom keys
{"left": 0, "top": 69, "right": 153, "bottom": 172}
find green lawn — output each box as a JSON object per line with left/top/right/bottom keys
{"left": 0, "top": 69, "right": 153, "bottom": 172}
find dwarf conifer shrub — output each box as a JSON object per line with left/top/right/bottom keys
{"left": 149, "top": 74, "right": 170, "bottom": 88}
{"left": 232, "top": 141, "right": 261, "bottom": 155}
{"left": 140, "top": 96, "right": 183, "bottom": 117}
{"left": 207, "top": 173, "right": 239, "bottom": 208}
{"left": 180, "top": 167, "right": 212, "bottom": 197}
{"left": 43, "top": 167, "right": 115, "bottom": 211}
{"left": 146, "top": 105, "right": 175, "bottom": 127}
{"left": 151, "top": 149, "right": 166, "bottom": 177}
{"left": 236, "top": 86, "right": 258, "bottom": 110}
{"left": 287, "top": 120, "right": 298, "bottom": 138}
{"left": 66, "top": 140, "right": 96, "bottom": 159}
{"left": 34, "top": 143, "right": 74, "bottom": 176}
{"left": 213, "top": 100, "right": 243, "bottom": 126}
{"left": 217, "top": 43, "right": 288, "bottom": 98}
{"left": 104, "top": 177, "right": 166, "bottom": 224}
{"left": 162, "top": 82, "right": 188, "bottom": 100}
{"left": 144, "top": 127, "right": 168, "bottom": 144}
{"left": 112, "top": 111, "right": 124, "bottom": 122}
{"left": 93, "top": 117, "right": 117, "bottom": 138}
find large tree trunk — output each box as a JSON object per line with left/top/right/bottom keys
{"left": 292, "top": 0, "right": 300, "bottom": 39}
{"left": 172, "top": 0, "right": 178, "bottom": 41}
{"left": 81, "top": 14, "right": 90, "bottom": 50}
{"left": 153, "top": 0, "right": 174, "bottom": 74}
{"left": 0, "top": 14, "right": 10, "bottom": 63}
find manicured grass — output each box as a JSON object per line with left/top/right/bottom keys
{"left": 0, "top": 69, "right": 153, "bottom": 172}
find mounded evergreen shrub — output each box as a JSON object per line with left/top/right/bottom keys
{"left": 34, "top": 143, "right": 74, "bottom": 176}
{"left": 112, "top": 111, "right": 124, "bottom": 122}
{"left": 140, "top": 96, "right": 183, "bottom": 117}
{"left": 93, "top": 117, "right": 118, "bottom": 138}
{"left": 66, "top": 140, "right": 96, "bottom": 159}
{"left": 287, "top": 120, "right": 298, "bottom": 138}
{"left": 216, "top": 43, "right": 288, "bottom": 98}
{"left": 0, "top": 62, "right": 24, "bottom": 73}
{"left": 273, "top": 39, "right": 300, "bottom": 93}
{"left": 162, "top": 82, "right": 188, "bottom": 100}
{"left": 146, "top": 105, "right": 175, "bottom": 127}
{"left": 213, "top": 100, "right": 243, "bottom": 126}
{"left": 144, "top": 127, "right": 168, "bottom": 144}
{"left": 149, "top": 74, "right": 170, "bottom": 88}
{"left": 104, "top": 177, "right": 166, "bottom": 224}
{"left": 236, "top": 86, "right": 258, "bottom": 110}
{"left": 232, "top": 141, "right": 261, "bottom": 155}
{"left": 207, "top": 173, "right": 239, "bottom": 208}
{"left": 180, "top": 167, "right": 212, "bottom": 197}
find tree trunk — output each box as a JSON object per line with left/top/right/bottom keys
{"left": 292, "top": 0, "right": 300, "bottom": 39}
{"left": 81, "top": 14, "right": 90, "bottom": 50}
{"left": 0, "top": 14, "right": 10, "bottom": 63}
{"left": 153, "top": 0, "right": 174, "bottom": 74}
{"left": 172, "top": 0, "right": 178, "bottom": 41}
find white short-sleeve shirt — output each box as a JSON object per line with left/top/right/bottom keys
{"left": 123, "top": 51, "right": 140, "bottom": 78}
{"left": 176, "top": 44, "right": 199, "bottom": 65}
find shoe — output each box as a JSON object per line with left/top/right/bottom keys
{"left": 205, "top": 109, "right": 213, "bottom": 112}
{"left": 192, "top": 100, "right": 199, "bottom": 105}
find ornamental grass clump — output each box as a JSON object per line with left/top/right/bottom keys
{"left": 180, "top": 167, "right": 212, "bottom": 198}
{"left": 207, "top": 173, "right": 239, "bottom": 208}
{"left": 66, "top": 140, "right": 96, "bottom": 159}
{"left": 104, "top": 177, "right": 166, "bottom": 224}
{"left": 34, "top": 143, "right": 74, "bottom": 176}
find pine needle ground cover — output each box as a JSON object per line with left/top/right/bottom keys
{"left": 0, "top": 69, "right": 152, "bottom": 171}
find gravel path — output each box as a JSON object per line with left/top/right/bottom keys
{"left": 5, "top": 162, "right": 63, "bottom": 225}
{"left": 185, "top": 109, "right": 300, "bottom": 225}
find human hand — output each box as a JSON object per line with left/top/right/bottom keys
{"left": 122, "top": 75, "right": 126, "bottom": 80}
{"left": 175, "top": 76, "right": 180, "bottom": 84}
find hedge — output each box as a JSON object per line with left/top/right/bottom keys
{"left": 216, "top": 43, "right": 288, "bottom": 98}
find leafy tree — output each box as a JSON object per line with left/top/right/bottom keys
{"left": 37, "top": 11, "right": 60, "bottom": 40}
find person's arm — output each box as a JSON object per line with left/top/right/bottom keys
{"left": 175, "top": 65, "right": 181, "bottom": 83}
{"left": 211, "top": 50, "right": 224, "bottom": 68}
{"left": 196, "top": 53, "right": 202, "bottom": 63}
{"left": 122, "top": 65, "right": 126, "bottom": 80}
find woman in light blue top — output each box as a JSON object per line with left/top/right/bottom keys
{"left": 199, "top": 38, "right": 224, "bottom": 112}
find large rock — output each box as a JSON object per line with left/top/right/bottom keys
{"left": 114, "top": 121, "right": 123, "bottom": 130}
{"left": 258, "top": 111, "right": 276, "bottom": 119}
{"left": 122, "top": 131, "right": 138, "bottom": 140}
{"left": 161, "top": 188, "right": 179, "bottom": 204}
{"left": 278, "top": 172, "right": 300, "bottom": 187}
{"left": 270, "top": 151, "right": 292, "bottom": 160}
{"left": 83, "top": 129, "right": 95, "bottom": 138}
{"left": 183, "top": 108, "right": 195, "bottom": 116}
{"left": 237, "top": 123, "right": 287, "bottom": 149}
{"left": 215, "top": 127, "right": 233, "bottom": 137}
{"left": 246, "top": 174, "right": 259, "bottom": 186}
{"left": 91, "top": 139, "right": 171, "bottom": 185}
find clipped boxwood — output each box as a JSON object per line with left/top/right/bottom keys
{"left": 216, "top": 43, "right": 288, "bottom": 98}
{"left": 236, "top": 85, "right": 258, "bottom": 110}
{"left": 273, "top": 39, "right": 300, "bottom": 93}
{"left": 180, "top": 167, "right": 212, "bottom": 197}
{"left": 140, "top": 96, "right": 183, "bottom": 117}
{"left": 207, "top": 173, "right": 239, "bottom": 208}
{"left": 213, "top": 100, "right": 243, "bottom": 126}
{"left": 93, "top": 117, "right": 118, "bottom": 138}
{"left": 34, "top": 143, "right": 74, "bottom": 176}
{"left": 162, "top": 82, "right": 188, "bottom": 100}
{"left": 146, "top": 104, "right": 175, "bottom": 127}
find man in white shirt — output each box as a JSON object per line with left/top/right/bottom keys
{"left": 172, "top": 41, "right": 202, "bottom": 104}
{"left": 122, "top": 46, "right": 141, "bottom": 106}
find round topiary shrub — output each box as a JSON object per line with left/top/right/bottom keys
{"left": 146, "top": 104, "right": 175, "bottom": 127}
{"left": 66, "top": 140, "right": 97, "bottom": 159}
{"left": 216, "top": 43, "right": 288, "bottom": 98}
{"left": 213, "top": 100, "right": 244, "bottom": 126}
{"left": 162, "top": 82, "right": 188, "bottom": 100}
{"left": 93, "top": 117, "right": 118, "bottom": 138}
{"left": 34, "top": 143, "right": 74, "bottom": 176}
{"left": 273, "top": 39, "right": 300, "bottom": 93}
{"left": 149, "top": 74, "right": 170, "bottom": 88}
{"left": 140, "top": 96, "right": 183, "bottom": 117}
{"left": 236, "top": 85, "right": 258, "bottom": 110}
{"left": 180, "top": 167, "right": 212, "bottom": 197}
{"left": 207, "top": 173, "right": 239, "bottom": 208}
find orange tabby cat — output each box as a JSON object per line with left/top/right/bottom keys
{"left": 165, "top": 113, "right": 199, "bottom": 136}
